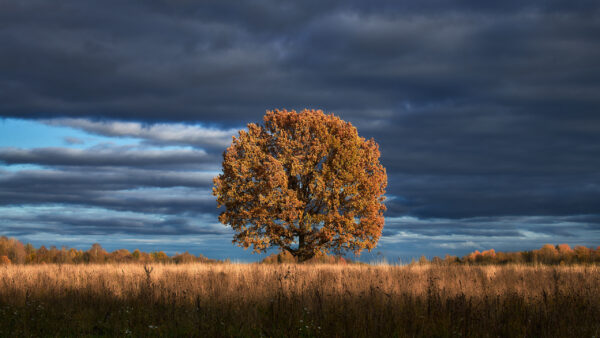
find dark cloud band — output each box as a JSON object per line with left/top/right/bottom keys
{"left": 1, "top": 1, "right": 599, "bottom": 258}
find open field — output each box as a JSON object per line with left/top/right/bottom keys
{"left": 0, "top": 264, "right": 599, "bottom": 337}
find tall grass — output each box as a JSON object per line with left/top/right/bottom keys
{"left": 0, "top": 263, "right": 598, "bottom": 337}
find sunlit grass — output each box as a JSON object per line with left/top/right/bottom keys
{"left": 0, "top": 263, "right": 598, "bottom": 336}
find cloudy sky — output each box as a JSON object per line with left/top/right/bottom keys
{"left": 1, "top": 1, "right": 599, "bottom": 261}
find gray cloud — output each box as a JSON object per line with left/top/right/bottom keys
{"left": 384, "top": 173, "right": 600, "bottom": 219}
{"left": 383, "top": 215, "right": 599, "bottom": 238}
{"left": 0, "top": 185, "right": 218, "bottom": 216}
{"left": 46, "top": 119, "right": 241, "bottom": 150}
{"left": 0, "top": 146, "right": 214, "bottom": 168}
{"left": 64, "top": 137, "right": 84, "bottom": 145}
{"left": 0, "top": 144, "right": 221, "bottom": 215}
{"left": 0, "top": 207, "right": 227, "bottom": 236}
{"left": 375, "top": 214, "right": 600, "bottom": 259}
{"left": 0, "top": 167, "right": 215, "bottom": 190}
{"left": 0, "top": 2, "right": 596, "bottom": 124}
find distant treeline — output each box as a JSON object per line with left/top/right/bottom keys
{"left": 0, "top": 236, "right": 599, "bottom": 265}
{"left": 262, "top": 243, "right": 600, "bottom": 265}
{"left": 421, "top": 244, "right": 600, "bottom": 265}
{"left": 0, "top": 236, "right": 219, "bottom": 265}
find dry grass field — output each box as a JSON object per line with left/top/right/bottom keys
{"left": 0, "top": 263, "right": 599, "bottom": 337}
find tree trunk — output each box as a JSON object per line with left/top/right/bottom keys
{"left": 293, "top": 233, "right": 316, "bottom": 263}
{"left": 295, "top": 251, "right": 316, "bottom": 263}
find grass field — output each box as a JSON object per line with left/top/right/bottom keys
{"left": 0, "top": 263, "right": 598, "bottom": 337}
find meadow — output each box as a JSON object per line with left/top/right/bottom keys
{"left": 0, "top": 263, "right": 598, "bottom": 337}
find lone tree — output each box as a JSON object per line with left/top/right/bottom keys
{"left": 213, "top": 109, "right": 387, "bottom": 262}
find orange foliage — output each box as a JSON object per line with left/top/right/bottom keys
{"left": 457, "top": 244, "right": 600, "bottom": 265}
{"left": 151, "top": 251, "right": 169, "bottom": 263}
{"left": 214, "top": 109, "right": 387, "bottom": 261}
{"left": 0, "top": 255, "right": 11, "bottom": 265}
{"left": 557, "top": 244, "right": 573, "bottom": 253}
{"left": 465, "top": 250, "right": 481, "bottom": 262}
{"left": 540, "top": 244, "right": 558, "bottom": 255}
{"left": 0, "top": 237, "right": 221, "bottom": 265}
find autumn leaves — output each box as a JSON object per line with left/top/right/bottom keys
{"left": 213, "top": 109, "right": 387, "bottom": 261}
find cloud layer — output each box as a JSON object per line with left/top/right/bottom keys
{"left": 0, "top": 1, "right": 599, "bottom": 258}
{"left": 44, "top": 119, "right": 239, "bottom": 150}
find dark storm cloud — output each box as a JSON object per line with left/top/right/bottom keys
{"left": 1, "top": 1, "right": 598, "bottom": 123}
{"left": 0, "top": 168, "right": 215, "bottom": 216}
{"left": 385, "top": 173, "right": 600, "bottom": 219}
{"left": 0, "top": 209, "right": 227, "bottom": 236}
{"left": 1, "top": 0, "right": 599, "bottom": 253}
{"left": 0, "top": 185, "right": 218, "bottom": 216}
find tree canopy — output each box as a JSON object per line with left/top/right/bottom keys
{"left": 213, "top": 109, "right": 387, "bottom": 261}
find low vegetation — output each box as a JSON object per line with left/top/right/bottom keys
{"left": 0, "top": 236, "right": 217, "bottom": 265}
{"left": 2, "top": 236, "right": 599, "bottom": 265}
{"left": 1, "top": 236, "right": 598, "bottom": 335}
{"left": 423, "top": 243, "right": 600, "bottom": 265}
{"left": 0, "top": 263, "right": 598, "bottom": 337}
